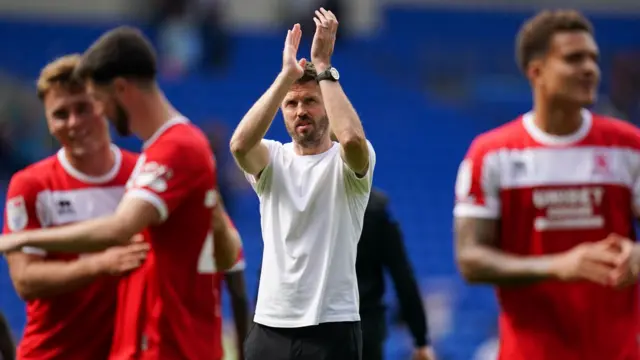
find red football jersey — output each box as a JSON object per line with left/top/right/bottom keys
{"left": 3, "top": 145, "right": 138, "bottom": 360}
{"left": 110, "top": 117, "right": 218, "bottom": 360}
{"left": 454, "top": 110, "right": 640, "bottom": 360}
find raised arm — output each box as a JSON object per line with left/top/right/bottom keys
{"left": 454, "top": 140, "right": 618, "bottom": 286}
{"left": 311, "top": 8, "right": 369, "bottom": 175}
{"left": 230, "top": 24, "right": 306, "bottom": 177}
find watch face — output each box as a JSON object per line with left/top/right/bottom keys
{"left": 330, "top": 67, "right": 340, "bottom": 80}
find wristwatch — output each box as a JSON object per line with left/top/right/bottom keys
{"left": 317, "top": 66, "right": 340, "bottom": 82}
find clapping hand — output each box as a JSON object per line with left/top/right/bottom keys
{"left": 311, "top": 7, "right": 338, "bottom": 73}
{"left": 282, "top": 23, "right": 306, "bottom": 81}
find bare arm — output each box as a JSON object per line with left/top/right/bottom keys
{"left": 230, "top": 24, "right": 305, "bottom": 176}
{"left": 224, "top": 271, "right": 250, "bottom": 360}
{"left": 6, "top": 252, "right": 103, "bottom": 301}
{"left": 0, "top": 196, "right": 158, "bottom": 253}
{"left": 454, "top": 217, "right": 560, "bottom": 285}
{"left": 319, "top": 79, "right": 369, "bottom": 175}
{"left": 230, "top": 73, "right": 293, "bottom": 176}
{"left": 312, "top": 9, "right": 369, "bottom": 175}
{"left": 212, "top": 192, "right": 241, "bottom": 271}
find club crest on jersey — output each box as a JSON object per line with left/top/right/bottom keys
{"left": 6, "top": 196, "right": 28, "bottom": 231}
{"left": 134, "top": 162, "right": 173, "bottom": 193}
{"left": 592, "top": 152, "right": 611, "bottom": 176}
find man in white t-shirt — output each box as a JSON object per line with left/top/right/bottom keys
{"left": 230, "top": 9, "right": 375, "bottom": 360}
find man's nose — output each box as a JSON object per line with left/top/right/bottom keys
{"left": 67, "top": 112, "right": 82, "bottom": 129}
{"left": 296, "top": 105, "right": 308, "bottom": 118}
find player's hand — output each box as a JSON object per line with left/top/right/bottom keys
{"left": 95, "top": 235, "right": 149, "bottom": 276}
{"left": 553, "top": 239, "right": 619, "bottom": 285}
{"left": 607, "top": 233, "right": 640, "bottom": 288}
{"left": 413, "top": 346, "right": 437, "bottom": 360}
{"left": 282, "top": 23, "right": 306, "bottom": 81}
{"left": 310, "top": 7, "right": 338, "bottom": 73}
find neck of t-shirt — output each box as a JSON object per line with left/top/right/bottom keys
{"left": 292, "top": 138, "right": 334, "bottom": 156}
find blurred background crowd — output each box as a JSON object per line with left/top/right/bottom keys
{"left": 0, "top": 0, "right": 638, "bottom": 359}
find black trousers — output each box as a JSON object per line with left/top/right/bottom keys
{"left": 361, "top": 313, "right": 386, "bottom": 360}
{"left": 244, "top": 321, "right": 362, "bottom": 360}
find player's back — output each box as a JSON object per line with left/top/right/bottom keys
{"left": 4, "top": 145, "right": 138, "bottom": 360}
{"left": 117, "top": 117, "right": 217, "bottom": 360}
{"left": 461, "top": 111, "right": 640, "bottom": 360}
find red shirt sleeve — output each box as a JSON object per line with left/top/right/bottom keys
{"left": 453, "top": 137, "right": 501, "bottom": 219}
{"left": 3, "top": 171, "right": 46, "bottom": 255}
{"left": 125, "top": 142, "right": 207, "bottom": 223}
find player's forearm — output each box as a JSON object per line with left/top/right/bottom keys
{"left": 457, "top": 245, "right": 560, "bottom": 285}
{"left": 319, "top": 80, "right": 365, "bottom": 143}
{"left": 231, "top": 296, "right": 250, "bottom": 357}
{"left": 230, "top": 72, "right": 295, "bottom": 155}
{"left": 12, "top": 256, "right": 103, "bottom": 301}
{"left": 213, "top": 224, "right": 241, "bottom": 271}
{"left": 19, "top": 216, "right": 129, "bottom": 253}
{"left": 318, "top": 80, "right": 368, "bottom": 170}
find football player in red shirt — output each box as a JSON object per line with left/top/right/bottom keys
{"left": 0, "top": 28, "right": 241, "bottom": 359}
{"left": 454, "top": 10, "right": 640, "bottom": 360}
{"left": 2, "top": 55, "right": 147, "bottom": 360}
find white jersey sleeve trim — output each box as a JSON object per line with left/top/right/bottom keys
{"left": 244, "top": 139, "right": 281, "bottom": 196}
{"left": 125, "top": 189, "right": 169, "bottom": 222}
{"left": 226, "top": 258, "right": 246, "bottom": 273}
{"left": 21, "top": 246, "right": 47, "bottom": 256}
{"left": 453, "top": 203, "right": 500, "bottom": 219}
{"left": 343, "top": 140, "right": 376, "bottom": 195}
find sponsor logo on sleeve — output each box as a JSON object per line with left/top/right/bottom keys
{"left": 6, "top": 196, "right": 28, "bottom": 231}
{"left": 134, "top": 162, "right": 173, "bottom": 193}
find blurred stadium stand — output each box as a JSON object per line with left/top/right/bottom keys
{"left": 0, "top": 1, "right": 638, "bottom": 359}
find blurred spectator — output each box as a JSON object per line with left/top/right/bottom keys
{"left": 198, "top": 0, "right": 231, "bottom": 72}
{"left": 609, "top": 51, "right": 640, "bottom": 124}
{"left": 153, "top": 0, "right": 230, "bottom": 76}
{"left": 0, "top": 72, "right": 55, "bottom": 179}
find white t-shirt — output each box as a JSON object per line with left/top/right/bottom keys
{"left": 247, "top": 139, "right": 376, "bottom": 328}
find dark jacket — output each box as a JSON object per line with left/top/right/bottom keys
{"left": 356, "top": 189, "right": 429, "bottom": 347}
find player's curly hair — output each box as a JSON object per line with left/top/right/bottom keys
{"left": 516, "top": 9, "right": 594, "bottom": 72}
{"left": 36, "top": 54, "right": 85, "bottom": 101}
{"left": 295, "top": 62, "right": 319, "bottom": 84}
